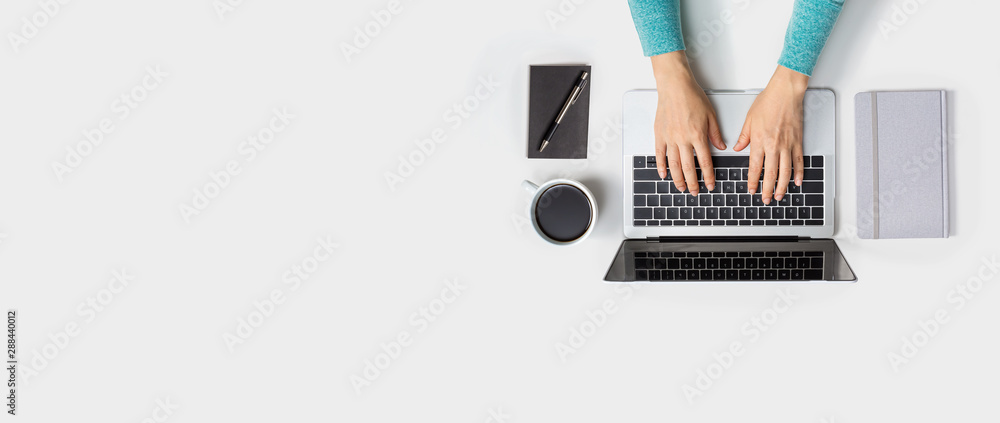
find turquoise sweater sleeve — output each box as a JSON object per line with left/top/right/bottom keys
{"left": 778, "top": 0, "right": 845, "bottom": 76}
{"left": 627, "top": 0, "right": 844, "bottom": 76}
{"left": 626, "top": 0, "right": 685, "bottom": 57}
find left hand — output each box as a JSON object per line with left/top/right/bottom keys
{"left": 733, "top": 66, "right": 809, "bottom": 205}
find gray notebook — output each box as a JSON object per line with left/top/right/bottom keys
{"left": 855, "top": 90, "right": 948, "bottom": 239}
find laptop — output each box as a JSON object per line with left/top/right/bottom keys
{"left": 604, "top": 89, "right": 856, "bottom": 282}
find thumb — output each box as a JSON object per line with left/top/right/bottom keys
{"left": 734, "top": 117, "right": 751, "bottom": 152}
{"left": 708, "top": 114, "right": 725, "bottom": 150}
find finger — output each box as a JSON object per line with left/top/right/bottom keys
{"left": 792, "top": 144, "right": 805, "bottom": 186}
{"left": 761, "top": 148, "right": 779, "bottom": 205}
{"left": 694, "top": 141, "right": 716, "bottom": 191}
{"left": 666, "top": 143, "right": 685, "bottom": 192}
{"left": 708, "top": 114, "right": 726, "bottom": 151}
{"left": 733, "top": 117, "right": 752, "bottom": 152}
{"left": 678, "top": 144, "right": 700, "bottom": 196}
{"left": 655, "top": 138, "right": 668, "bottom": 179}
{"left": 775, "top": 150, "right": 792, "bottom": 201}
{"left": 747, "top": 142, "right": 764, "bottom": 195}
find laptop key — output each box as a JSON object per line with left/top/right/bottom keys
{"left": 707, "top": 207, "right": 719, "bottom": 219}
{"left": 802, "top": 182, "right": 823, "bottom": 193}
{"left": 648, "top": 270, "right": 661, "bottom": 281}
{"left": 657, "top": 182, "right": 672, "bottom": 193}
{"left": 759, "top": 208, "right": 771, "bottom": 219}
{"left": 634, "top": 156, "right": 646, "bottom": 169}
{"left": 634, "top": 220, "right": 646, "bottom": 226}
{"left": 662, "top": 270, "right": 674, "bottom": 280}
{"left": 635, "top": 169, "right": 661, "bottom": 180}
{"left": 728, "top": 169, "right": 741, "bottom": 181}
{"left": 635, "top": 182, "right": 655, "bottom": 193}
{"left": 812, "top": 207, "right": 824, "bottom": 219}
{"left": 667, "top": 207, "right": 679, "bottom": 219}
{"left": 694, "top": 208, "right": 706, "bottom": 220}
{"left": 786, "top": 208, "right": 797, "bottom": 219}
{"left": 680, "top": 208, "right": 692, "bottom": 219}
{"left": 700, "top": 195, "right": 711, "bottom": 206}
{"left": 634, "top": 208, "right": 653, "bottom": 219}
{"left": 686, "top": 196, "right": 698, "bottom": 206}
{"left": 805, "top": 194, "right": 823, "bottom": 206}
{"left": 779, "top": 269, "right": 791, "bottom": 280}
{"left": 654, "top": 207, "right": 666, "bottom": 219}
{"left": 736, "top": 182, "right": 748, "bottom": 193}
{"left": 716, "top": 169, "right": 728, "bottom": 181}
{"left": 799, "top": 207, "right": 811, "bottom": 219}
{"left": 792, "top": 195, "right": 804, "bottom": 206}
{"left": 635, "top": 270, "right": 648, "bottom": 280}
{"left": 803, "top": 169, "right": 823, "bottom": 180}
{"left": 673, "top": 195, "right": 685, "bottom": 207}
{"left": 812, "top": 156, "right": 824, "bottom": 167}
{"left": 733, "top": 208, "right": 745, "bottom": 219}
{"left": 713, "top": 270, "right": 725, "bottom": 280}
{"left": 726, "top": 194, "right": 738, "bottom": 207}
{"left": 635, "top": 258, "right": 653, "bottom": 269}
{"left": 720, "top": 207, "right": 732, "bottom": 219}
{"left": 802, "top": 156, "right": 811, "bottom": 168}
{"left": 700, "top": 270, "right": 712, "bottom": 280}
{"left": 716, "top": 156, "right": 750, "bottom": 167}
{"left": 723, "top": 181, "right": 735, "bottom": 193}
{"left": 667, "top": 259, "right": 680, "bottom": 269}
{"left": 804, "top": 270, "right": 823, "bottom": 280}
{"left": 634, "top": 195, "right": 646, "bottom": 206}
{"left": 739, "top": 270, "right": 752, "bottom": 280}
{"left": 739, "top": 195, "right": 751, "bottom": 206}
{"left": 806, "top": 220, "right": 823, "bottom": 226}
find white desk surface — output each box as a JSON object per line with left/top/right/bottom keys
{"left": 2, "top": 0, "right": 998, "bottom": 421}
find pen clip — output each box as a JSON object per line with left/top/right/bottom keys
{"left": 571, "top": 78, "right": 588, "bottom": 105}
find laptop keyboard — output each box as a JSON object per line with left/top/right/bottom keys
{"left": 633, "top": 251, "right": 825, "bottom": 281}
{"left": 632, "top": 155, "right": 825, "bottom": 227}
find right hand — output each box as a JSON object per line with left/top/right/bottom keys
{"left": 651, "top": 51, "right": 726, "bottom": 195}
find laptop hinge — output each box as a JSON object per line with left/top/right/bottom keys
{"left": 645, "top": 236, "right": 806, "bottom": 243}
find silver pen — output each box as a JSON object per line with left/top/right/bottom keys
{"left": 539, "top": 71, "right": 589, "bottom": 153}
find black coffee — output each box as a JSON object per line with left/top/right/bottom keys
{"left": 535, "top": 184, "right": 592, "bottom": 242}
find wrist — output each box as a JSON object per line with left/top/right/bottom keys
{"left": 651, "top": 51, "right": 695, "bottom": 88}
{"left": 768, "top": 65, "right": 809, "bottom": 96}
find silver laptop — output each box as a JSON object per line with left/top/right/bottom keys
{"left": 604, "top": 89, "right": 856, "bottom": 282}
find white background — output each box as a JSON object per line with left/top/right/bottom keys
{"left": 1, "top": 0, "right": 998, "bottom": 421}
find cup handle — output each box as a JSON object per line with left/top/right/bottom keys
{"left": 521, "top": 180, "right": 539, "bottom": 194}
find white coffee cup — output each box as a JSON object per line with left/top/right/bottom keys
{"left": 521, "top": 179, "right": 598, "bottom": 246}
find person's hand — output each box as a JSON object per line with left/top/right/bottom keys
{"left": 733, "top": 65, "right": 809, "bottom": 204}
{"left": 651, "top": 52, "right": 726, "bottom": 195}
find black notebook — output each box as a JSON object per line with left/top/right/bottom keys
{"left": 527, "top": 65, "right": 591, "bottom": 159}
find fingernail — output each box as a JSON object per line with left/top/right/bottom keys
{"left": 776, "top": 194, "right": 783, "bottom": 201}
{"left": 708, "top": 183, "right": 715, "bottom": 191}
{"left": 659, "top": 171, "right": 666, "bottom": 178}
{"left": 796, "top": 179, "right": 802, "bottom": 186}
